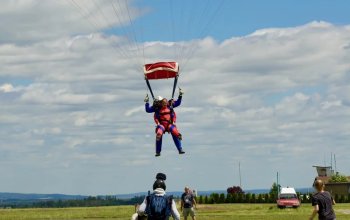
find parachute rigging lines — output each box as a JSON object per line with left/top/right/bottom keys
{"left": 67, "top": 0, "right": 226, "bottom": 74}
{"left": 68, "top": 0, "right": 143, "bottom": 67}
{"left": 170, "top": 0, "right": 226, "bottom": 71}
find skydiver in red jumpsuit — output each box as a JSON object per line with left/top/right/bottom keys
{"left": 145, "top": 88, "right": 185, "bottom": 157}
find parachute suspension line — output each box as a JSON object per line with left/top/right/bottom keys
{"left": 173, "top": 0, "right": 183, "bottom": 63}
{"left": 69, "top": 0, "right": 102, "bottom": 29}
{"left": 135, "top": 1, "right": 146, "bottom": 67}
{"left": 178, "top": 0, "right": 212, "bottom": 68}
{"left": 123, "top": 0, "right": 144, "bottom": 68}
{"left": 176, "top": 0, "right": 198, "bottom": 67}
{"left": 92, "top": 0, "right": 133, "bottom": 59}
{"left": 112, "top": 0, "right": 141, "bottom": 60}
{"left": 110, "top": 0, "right": 144, "bottom": 82}
{"left": 169, "top": 0, "right": 177, "bottom": 60}
{"left": 109, "top": 0, "right": 139, "bottom": 60}
{"left": 68, "top": 0, "right": 131, "bottom": 59}
{"left": 181, "top": 0, "right": 226, "bottom": 71}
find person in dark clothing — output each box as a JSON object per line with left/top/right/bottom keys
{"left": 135, "top": 173, "right": 180, "bottom": 220}
{"left": 180, "top": 186, "right": 197, "bottom": 220}
{"left": 309, "top": 179, "right": 336, "bottom": 220}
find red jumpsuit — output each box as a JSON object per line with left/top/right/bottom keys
{"left": 154, "top": 106, "right": 180, "bottom": 140}
{"left": 145, "top": 97, "right": 183, "bottom": 156}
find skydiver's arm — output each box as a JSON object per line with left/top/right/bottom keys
{"left": 172, "top": 95, "right": 182, "bottom": 108}
{"left": 145, "top": 103, "right": 155, "bottom": 113}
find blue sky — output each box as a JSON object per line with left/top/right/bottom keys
{"left": 117, "top": 0, "right": 350, "bottom": 42}
{"left": 1, "top": 0, "right": 350, "bottom": 196}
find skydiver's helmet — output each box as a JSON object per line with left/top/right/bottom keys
{"left": 153, "top": 172, "right": 167, "bottom": 190}
{"left": 153, "top": 96, "right": 163, "bottom": 110}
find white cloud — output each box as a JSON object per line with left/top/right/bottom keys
{"left": 0, "top": 1, "right": 143, "bottom": 44}
{"left": 0, "top": 83, "right": 14, "bottom": 92}
{"left": 321, "top": 100, "right": 342, "bottom": 109}
{"left": 125, "top": 106, "right": 144, "bottom": 117}
{"left": 32, "top": 127, "right": 62, "bottom": 135}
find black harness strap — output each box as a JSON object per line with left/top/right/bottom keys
{"left": 145, "top": 78, "right": 155, "bottom": 100}
{"left": 171, "top": 75, "right": 178, "bottom": 100}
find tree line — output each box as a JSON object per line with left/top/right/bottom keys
{"left": 2, "top": 181, "right": 350, "bottom": 208}
{"left": 195, "top": 192, "right": 350, "bottom": 204}
{"left": 0, "top": 195, "right": 145, "bottom": 208}
{"left": 3, "top": 193, "right": 350, "bottom": 209}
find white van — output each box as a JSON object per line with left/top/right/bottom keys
{"left": 276, "top": 187, "right": 300, "bottom": 208}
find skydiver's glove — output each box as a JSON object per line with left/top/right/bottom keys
{"left": 179, "top": 87, "right": 184, "bottom": 96}
{"left": 144, "top": 94, "right": 149, "bottom": 102}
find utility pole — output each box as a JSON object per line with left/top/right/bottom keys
{"left": 277, "top": 171, "right": 280, "bottom": 194}
{"left": 331, "top": 152, "right": 333, "bottom": 170}
{"left": 239, "top": 161, "right": 242, "bottom": 188}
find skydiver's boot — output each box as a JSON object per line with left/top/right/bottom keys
{"left": 171, "top": 133, "right": 184, "bottom": 155}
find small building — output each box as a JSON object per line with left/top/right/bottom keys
{"left": 313, "top": 165, "right": 350, "bottom": 197}
{"left": 313, "top": 166, "right": 334, "bottom": 177}
{"left": 325, "top": 182, "right": 350, "bottom": 197}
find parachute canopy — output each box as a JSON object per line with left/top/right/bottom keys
{"left": 144, "top": 62, "right": 179, "bottom": 100}
{"left": 144, "top": 62, "right": 179, "bottom": 80}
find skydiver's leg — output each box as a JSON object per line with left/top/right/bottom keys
{"left": 169, "top": 125, "right": 184, "bottom": 154}
{"left": 155, "top": 125, "right": 165, "bottom": 156}
{"left": 169, "top": 124, "right": 181, "bottom": 140}
{"left": 156, "top": 124, "right": 165, "bottom": 141}
{"left": 155, "top": 136, "right": 162, "bottom": 157}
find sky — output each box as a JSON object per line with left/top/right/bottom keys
{"left": 1, "top": 0, "right": 350, "bottom": 196}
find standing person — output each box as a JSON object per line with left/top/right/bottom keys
{"left": 181, "top": 187, "right": 197, "bottom": 220}
{"left": 309, "top": 179, "right": 336, "bottom": 220}
{"left": 137, "top": 173, "right": 180, "bottom": 220}
{"left": 144, "top": 88, "right": 185, "bottom": 157}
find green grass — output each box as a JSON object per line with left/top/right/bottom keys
{"left": 0, "top": 203, "right": 350, "bottom": 220}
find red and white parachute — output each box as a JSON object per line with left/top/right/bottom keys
{"left": 144, "top": 61, "right": 179, "bottom": 100}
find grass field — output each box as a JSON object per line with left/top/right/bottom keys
{"left": 1, "top": 203, "right": 350, "bottom": 220}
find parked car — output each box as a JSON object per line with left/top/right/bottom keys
{"left": 276, "top": 187, "right": 300, "bottom": 208}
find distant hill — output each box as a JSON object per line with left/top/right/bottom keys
{"left": 0, "top": 187, "right": 314, "bottom": 202}
{"left": 0, "top": 192, "right": 87, "bottom": 202}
